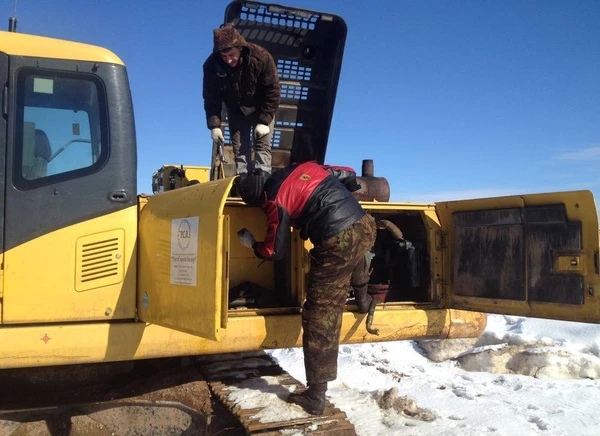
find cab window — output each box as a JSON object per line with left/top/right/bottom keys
{"left": 14, "top": 69, "right": 108, "bottom": 189}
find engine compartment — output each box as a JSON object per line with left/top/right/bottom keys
{"left": 225, "top": 203, "right": 435, "bottom": 313}
{"left": 363, "top": 211, "right": 431, "bottom": 304}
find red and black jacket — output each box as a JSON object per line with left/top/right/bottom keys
{"left": 253, "top": 162, "right": 365, "bottom": 260}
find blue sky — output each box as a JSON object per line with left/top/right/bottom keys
{"left": 5, "top": 0, "right": 599, "bottom": 202}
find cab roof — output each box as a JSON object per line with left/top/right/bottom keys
{"left": 0, "top": 30, "right": 124, "bottom": 65}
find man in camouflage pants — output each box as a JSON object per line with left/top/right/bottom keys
{"left": 302, "top": 214, "right": 376, "bottom": 398}
{"left": 236, "top": 162, "right": 377, "bottom": 415}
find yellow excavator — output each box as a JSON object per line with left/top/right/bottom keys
{"left": 0, "top": 1, "right": 598, "bottom": 371}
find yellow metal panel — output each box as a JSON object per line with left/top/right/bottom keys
{"left": 225, "top": 203, "right": 274, "bottom": 291}
{"left": 0, "top": 31, "right": 124, "bottom": 64}
{"left": 186, "top": 166, "right": 211, "bottom": 183}
{"left": 3, "top": 207, "right": 137, "bottom": 323}
{"left": 137, "top": 178, "right": 236, "bottom": 340}
{"left": 0, "top": 252, "right": 3, "bottom": 323}
{"left": 221, "top": 214, "right": 230, "bottom": 329}
{"left": 437, "top": 190, "right": 600, "bottom": 323}
{"left": 138, "top": 195, "right": 149, "bottom": 212}
{"left": 0, "top": 308, "right": 486, "bottom": 369}
{"left": 360, "top": 200, "right": 436, "bottom": 211}
{"left": 75, "top": 229, "right": 125, "bottom": 292}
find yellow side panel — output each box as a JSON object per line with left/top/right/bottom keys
{"left": 437, "top": 190, "right": 600, "bottom": 323}
{"left": 0, "top": 30, "right": 124, "bottom": 64}
{"left": 0, "top": 309, "right": 486, "bottom": 369}
{"left": 3, "top": 207, "right": 137, "bottom": 323}
{"left": 137, "top": 178, "right": 235, "bottom": 340}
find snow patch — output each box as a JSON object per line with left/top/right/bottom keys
{"left": 268, "top": 316, "right": 600, "bottom": 435}
{"left": 226, "top": 375, "right": 308, "bottom": 423}
{"left": 414, "top": 315, "right": 600, "bottom": 380}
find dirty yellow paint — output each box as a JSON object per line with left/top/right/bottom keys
{"left": 0, "top": 308, "right": 486, "bottom": 369}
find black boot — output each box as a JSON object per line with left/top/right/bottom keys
{"left": 287, "top": 383, "right": 326, "bottom": 415}
{"left": 354, "top": 285, "right": 372, "bottom": 314}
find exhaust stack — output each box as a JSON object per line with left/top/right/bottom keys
{"left": 353, "top": 159, "right": 391, "bottom": 202}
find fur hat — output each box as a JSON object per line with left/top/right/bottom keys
{"left": 213, "top": 24, "right": 247, "bottom": 52}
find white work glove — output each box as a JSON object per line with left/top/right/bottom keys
{"left": 237, "top": 228, "right": 257, "bottom": 249}
{"left": 211, "top": 128, "right": 224, "bottom": 142}
{"left": 254, "top": 123, "right": 270, "bottom": 140}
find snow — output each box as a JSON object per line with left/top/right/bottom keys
{"left": 262, "top": 315, "right": 600, "bottom": 435}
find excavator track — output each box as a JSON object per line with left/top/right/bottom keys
{"left": 197, "top": 351, "right": 357, "bottom": 435}
{"left": 0, "top": 353, "right": 357, "bottom": 435}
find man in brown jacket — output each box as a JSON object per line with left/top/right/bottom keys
{"left": 203, "top": 24, "right": 281, "bottom": 175}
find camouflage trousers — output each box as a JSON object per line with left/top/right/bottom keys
{"left": 302, "top": 213, "right": 377, "bottom": 385}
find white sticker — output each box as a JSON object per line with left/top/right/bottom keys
{"left": 33, "top": 77, "right": 54, "bottom": 94}
{"left": 170, "top": 217, "right": 199, "bottom": 286}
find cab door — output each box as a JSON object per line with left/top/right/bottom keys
{"left": 137, "top": 177, "right": 235, "bottom": 340}
{"left": 436, "top": 190, "right": 600, "bottom": 323}
{"left": 2, "top": 55, "right": 137, "bottom": 324}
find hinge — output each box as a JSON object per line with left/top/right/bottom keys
{"left": 435, "top": 279, "right": 447, "bottom": 304}
{"left": 435, "top": 230, "right": 447, "bottom": 250}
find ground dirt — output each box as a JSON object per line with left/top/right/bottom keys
{"left": 0, "top": 357, "right": 246, "bottom": 436}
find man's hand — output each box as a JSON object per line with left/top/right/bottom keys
{"left": 211, "top": 128, "right": 224, "bottom": 143}
{"left": 254, "top": 124, "right": 270, "bottom": 140}
{"left": 237, "top": 228, "right": 257, "bottom": 249}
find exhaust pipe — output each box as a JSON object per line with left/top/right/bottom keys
{"left": 353, "top": 159, "right": 391, "bottom": 202}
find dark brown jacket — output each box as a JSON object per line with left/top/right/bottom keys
{"left": 203, "top": 42, "right": 280, "bottom": 129}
